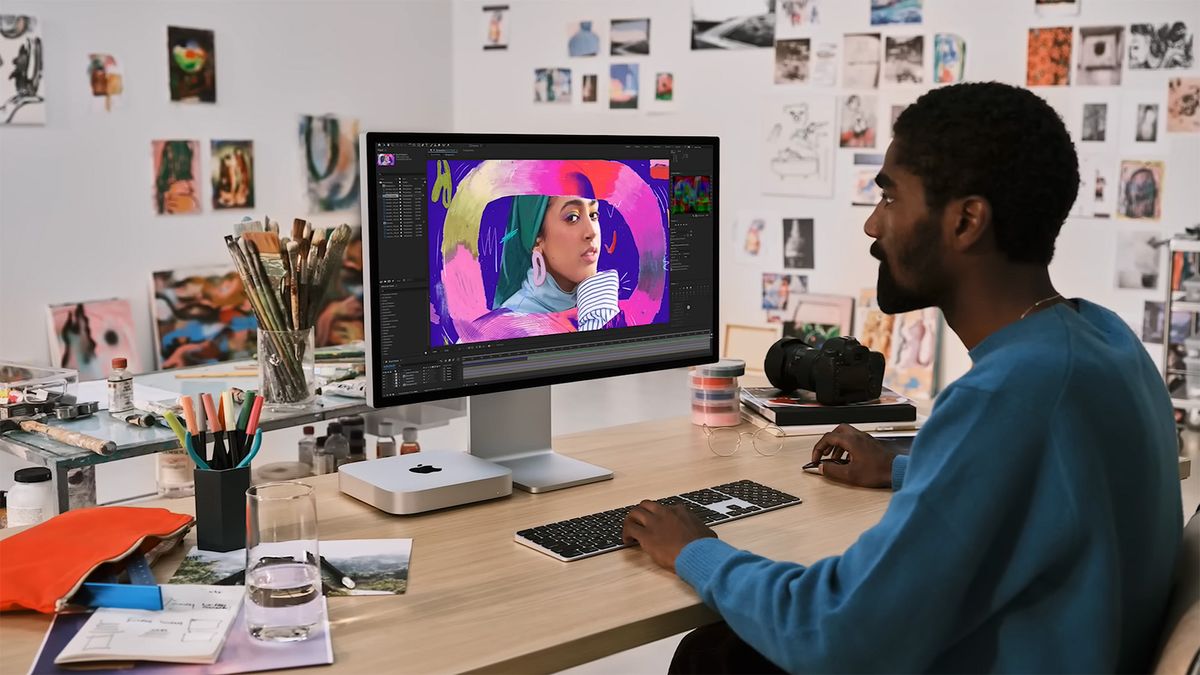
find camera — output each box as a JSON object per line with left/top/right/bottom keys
{"left": 764, "top": 336, "right": 885, "bottom": 405}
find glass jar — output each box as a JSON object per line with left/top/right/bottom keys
{"left": 258, "top": 328, "right": 315, "bottom": 409}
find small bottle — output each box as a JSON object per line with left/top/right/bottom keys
{"left": 107, "top": 358, "right": 133, "bottom": 413}
{"left": 312, "top": 436, "right": 336, "bottom": 475}
{"left": 298, "top": 426, "right": 317, "bottom": 470}
{"left": 346, "top": 429, "right": 366, "bottom": 465}
{"left": 156, "top": 447, "right": 195, "bottom": 498}
{"left": 8, "top": 468, "right": 53, "bottom": 527}
{"left": 400, "top": 426, "right": 420, "bottom": 455}
{"left": 325, "top": 422, "right": 351, "bottom": 468}
{"left": 375, "top": 421, "right": 397, "bottom": 459}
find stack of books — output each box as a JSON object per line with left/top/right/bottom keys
{"left": 740, "top": 386, "right": 922, "bottom": 436}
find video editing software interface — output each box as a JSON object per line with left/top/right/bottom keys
{"left": 369, "top": 137, "right": 716, "bottom": 399}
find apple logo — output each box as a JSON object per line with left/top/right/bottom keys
{"left": 409, "top": 464, "right": 442, "bottom": 474}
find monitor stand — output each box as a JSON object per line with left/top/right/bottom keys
{"left": 468, "top": 386, "right": 613, "bottom": 493}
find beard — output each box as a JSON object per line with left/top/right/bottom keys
{"left": 873, "top": 217, "right": 945, "bottom": 315}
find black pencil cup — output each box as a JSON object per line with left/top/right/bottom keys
{"left": 194, "top": 466, "right": 251, "bottom": 552}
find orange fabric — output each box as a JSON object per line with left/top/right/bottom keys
{"left": 0, "top": 506, "right": 193, "bottom": 613}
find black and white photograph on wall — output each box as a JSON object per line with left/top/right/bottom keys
{"left": 1114, "top": 230, "right": 1162, "bottom": 290}
{"left": 1081, "top": 103, "right": 1107, "bottom": 142}
{"left": 482, "top": 5, "right": 508, "bottom": 50}
{"left": 691, "top": 0, "right": 777, "bottom": 50}
{"left": 843, "top": 33, "right": 882, "bottom": 88}
{"left": 775, "top": 38, "right": 811, "bottom": 84}
{"left": 1141, "top": 301, "right": 1193, "bottom": 345}
{"left": 0, "top": 14, "right": 44, "bottom": 124}
{"left": 883, "top": 36, "right": 924, "bottom": 85}
{"left": 1077, "top": 26, "right": 1124, "bottom": 86}
{"left": 782, "top": 218, "right": 814, "bottom": 269}
{"left": 1128, "top": 22, "right": 1194, "bottom": 70}
{"left": 610, "top": 18, "right": 650, "bottom": 56}
{"left": 1136, "top": 103, "right": 1160, "bottom": 142}
{"left": 1034, "top": 0, "right": 1079, "bottom": 18}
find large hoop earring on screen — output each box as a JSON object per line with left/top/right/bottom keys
{"left": 531, "top": 249, "right": 547, "bottom": 287}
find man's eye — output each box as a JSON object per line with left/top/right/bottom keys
{"left": 880, "top": 193, "right": 895, "bottom": 206}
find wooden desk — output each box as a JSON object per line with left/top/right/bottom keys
{"left": 0, "top": 417, "right": 891, "bottom": 674}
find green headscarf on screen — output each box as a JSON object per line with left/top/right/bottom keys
{"left": 493, "top": 195, "right": 550, "bottom": 309}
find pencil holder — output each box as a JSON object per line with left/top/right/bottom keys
{"left": 194, "top": 465, "right": 251, "bottom": 552}
{"left": 258, "top": 327, "right": 315, "bottom": 410}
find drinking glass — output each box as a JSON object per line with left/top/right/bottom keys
{"left": 245, "top": 481, "right": 321, "bottom": 642}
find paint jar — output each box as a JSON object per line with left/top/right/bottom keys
{"left": 690, "top": 360, "right": 746, "bottom": 427}
{"left": 258, "top": 328, "right": 315, "bottom": 410}
{"left": 8, "top": 467, "right": 53, "bottom": 527}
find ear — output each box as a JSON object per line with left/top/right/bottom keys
{"left": 945, "top": 195, "right": 991, "bottom": 253}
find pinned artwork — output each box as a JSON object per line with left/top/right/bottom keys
{"left": 762, "top": 273, "right": 809, "bottom": 311}
{"left": 734, "top": 211, "right": 779, "bottom": 265}
{"left": 777, "top": 0, "right": 819, "bottom": 38}
{"left": 1118, "top": 160, "right": 1164, "bottom": 220}
{"left": 762, "top": 96, "right": 836, "bottom": 197}
{"left": 611, "top": 18, "right": 649, "bottom": 56}
{"left": 567, "top": 20, "right": 601, "bottom": 57}
{"left": 299, "top": 114, "right": 360, "bottom": 216}
{"left": 884, "top": 36, "right": 923, "bottom": 85}
{"left": 533, "top": 68, "right": 571, "bottom": 103}
{"left": 933, "top": 34, "right": 966, "bottom": 84}
{"left": 152, "top": 140, "right": 201, "bottom": 215}
{"left": 1075, "top": 155, "right": 1116, "bottom": 218}
{"left": 1171, "top": 250, "right": 1200, "bottom": 292}
{"left": 581, "top": 74, "right": 599, "bottom": 103}
{"left": 782, "top": 218, "right": 813, "bottom": 269}
{"left": 852, "top": 153, "right": 885, "bottom": 207}
{"left": 86, "top": 53, "right": 122, "bottom": 112}
{"left": 1167, "top": 78, "right": 1200, "bottom": 133}
{"left": 870, "top": 0, "right": 921, "bottom": 26}
{"left": 1081, "top": 103, "right": 1108, "bottom": 142}
{"left": 1034, "top": 0, "right": 1079, "bottom": 17}
{"left": 1114, "top": 230, "right": 1162, "bottom": 290}
{"left": 775, "top": 38, "right": 811, "bottom": 84}
{"left": 844, "top": 33, "right": 882, "bottom": 89}
{"left": 46, "top": 299, "right": 143, "bottom": 379}
{"left": 167, "top": 26, "right": 215, "bottom": 103}
{"left": 211, "top": 140, "right": 254, "bottom": 210}
{"left": 811, "top": 42, "right": 838, "bottom": 86}
{"left": 483, "top": 5, "right": 508, "bottom": 51}
{"left": 1128, "top": 22, "right": 1193, "bottom": 70}
{"left": 1135, "top": 103, "right": 1161, "bottom": 143}
{"left": 655, "top": 72, "right": 674, "bottom": 102}
{"left": 610, "top": 63, "right": 639, "bottom": 109}
{"left": 691, "top": 0, "right": 776, "bottom": 50}
{"left": 314, "top": 227, "right": 365, "bottom": 348}
{"left": 1027, "top": 27, "right": 1072, "bottom": 87}
{"left": 855, "top": 288, "right": 941, "bottom": 400}
{"left": 839, "top": 94, "right": 878, "bottom": 148}
{"left": 785, "top": 293, "right": 854, "bottom": 350}
{"left": 150, "top": 266, "right": 257, "bottom": 368}
{"left": 1077, "top": 26, "right": 1123, "bottom": 86}
{"left": 0, "top": 14, "right": 44, "bottom": 125}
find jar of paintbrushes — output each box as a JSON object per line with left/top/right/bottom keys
{"left": 225, "top": 217, "right": 354, "bottom": 410}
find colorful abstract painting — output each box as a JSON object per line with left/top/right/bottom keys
{"left": 152, "top": 140, "right": 201, "bottom": 215}
{"left": 1118, "top": 160, "right": 1165, "bottom": 220}
{"left": 610, "top": 63, "right": 639, "bottom": 109}
{"left": 86, "top": 53, "right": 122, "bottom": 112}
{"left": 167, "top": 26, "right": 215, "bottom": 103}
{"left": 932, "top": 34, "right": 965, "bottom": 84}
{"left": 0, "top": 15, "right": 44, "bottom": 125}
{"left": 855, "top": 288, "right": 941, "bottom": 400}
{"left": 870, "top": 0, "right": 921, "bottom": 26}
{"left": 671, "top": 176, "right": 712, "bottom": 214}
{"left": 1027, "top": 27, "right": 1072, "bottom": 86}
{"left": 314, "top": 227, "right": 365, "bottom": 347}
{"left": 211, "top": 140, "right": 254, "bottom": 209}
{"left": 150, "top": 266, "right": 258, "bottom": 369}
{"left": 46, "top": 298, "right": 143, "bottom": 379}
{"left": 299, "top": 114, "right": 360, "bottom": 217}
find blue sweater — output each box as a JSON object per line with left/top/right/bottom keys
{"left": 677, "top": 300, "right": 1182, "bottom": 672}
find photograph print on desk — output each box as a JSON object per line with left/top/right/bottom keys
{"left": 1117, "top": 160, "right": 1164, "bottom": 220}
{"left": 1077, "top": 26, "right": 1123, "bottom": 86}
{"left": 150, "top": 265, "right": 258, "bottom": 369}
{"left": 1167, "top": 77, "right": 1200, "bottom": 133}
{"left": 870, "top": 0, "right": 921, "bottom": 26}
{"left": 152, "top": 140, "right": 201, "bottom": 215}
{"left": 762, "top": 96, "right": 835, "bottom": 197}
{"left": 691, "top": 0, "right": 776, "bottom": 50}
{"left": 167, "top": 26, "right": 216, "bottom": 103}
{"left": 299, "top": 114, "right": 360, "bottom": 218}
{"left": 0, "top": 14, "right": 44, "bottom": 124}
{"left": 46, "top": 298, "right": 143, "bottom": 379}
{"left": 86, "top": 53, "right": 123, "bottom": 112}
{"left": 1113, "top": 230, "right": 1163, "bottom": 290}
{"left": 483, "top": 5, "right": 508, "bottom": 50}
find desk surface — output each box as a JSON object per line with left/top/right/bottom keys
{"left": 0, "top": 416, "right": 891, "bottom": 674}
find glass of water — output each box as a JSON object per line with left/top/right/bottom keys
{"left": 245, "top": 481, "right": 322, "bottom": 642}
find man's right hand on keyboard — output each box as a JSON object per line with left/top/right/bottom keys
{"left": 622, "top": 500, "right": 718, "bottom": 573}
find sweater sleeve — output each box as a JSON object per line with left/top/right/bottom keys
{"left": 674, "top": 383, "right": 1066, "bottom": 673}
{"left": 891, "top": 454, "right": 909, "bottom": 490}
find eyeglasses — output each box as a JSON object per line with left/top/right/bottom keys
{"left": 702, "top": 423, "right": 785, "bottom": 457}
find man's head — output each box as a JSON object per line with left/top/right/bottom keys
{"left": 865, "top": 82, "right": 1079, "bottom": 314}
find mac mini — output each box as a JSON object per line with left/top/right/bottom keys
{"left": 338, "top": 451, "right": 513, "bottom": 514}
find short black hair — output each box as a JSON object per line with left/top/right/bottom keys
{"left": 892, "top": 82, "right": 1079, "bottom": 266}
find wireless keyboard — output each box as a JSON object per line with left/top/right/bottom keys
{"left": 514, "top": 479, "right": 802, "bottom": 561}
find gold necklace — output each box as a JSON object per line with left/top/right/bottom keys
{"left": 1019, "top": 293, "right": 1063, "bottom": 320}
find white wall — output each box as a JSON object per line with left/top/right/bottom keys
{"left": 451, "top": 0, "right": 1200, "bottom": 388}
{"left": 0, "top": 0, "right": 454, "bottom": 371}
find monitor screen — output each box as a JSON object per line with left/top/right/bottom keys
{"left": 361, "top": 133, "right": 719, "bottom": 408}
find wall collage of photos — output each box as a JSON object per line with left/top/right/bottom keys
{"left": 475, "top": 0, "right": 1198, "bottom": 401}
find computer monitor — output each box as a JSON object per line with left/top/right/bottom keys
{"left": 360, "top": 133, "right": 719, "bottom": 492}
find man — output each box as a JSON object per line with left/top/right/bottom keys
{"left": 622, "top": 82, "right": 1182, "bottom": 673}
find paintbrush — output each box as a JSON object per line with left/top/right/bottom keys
{"left": 286, "top": 240, "right": 302, "bottom": 331}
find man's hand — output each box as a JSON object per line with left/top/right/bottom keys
{"left": 810, "top": 424, "right": 896, "bottom": 489}
{"left": 622, "top": 500, "right": 717, "bottom": 572}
